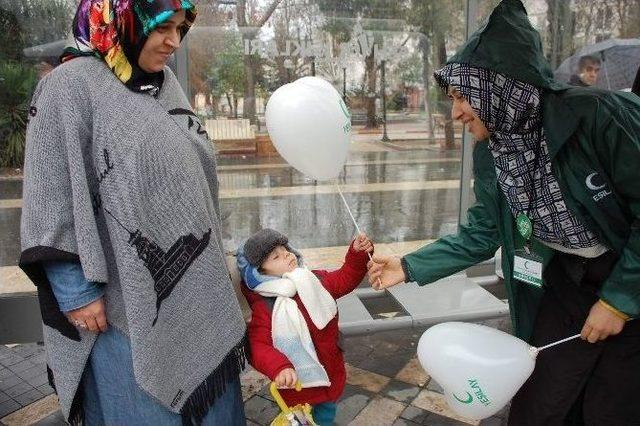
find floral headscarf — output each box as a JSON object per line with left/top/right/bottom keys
{"left": 61, "top": 0, "right": 196, "bottom": 94}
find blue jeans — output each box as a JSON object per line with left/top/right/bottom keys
{"left": 83, "top": 327, "right": 245, "bottom": 425}
{"left": 312, "top": 402, "right": 337, "bottom": 425}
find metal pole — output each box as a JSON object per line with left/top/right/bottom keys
{"left": 342, "top": 67, "right": 347, "bottom": 103}
{"left": 175, "top": 37, "right": 190, "bottom": 99}
{"left": 458, "top": 0, "right": 479, "bottom": 226}
{"left": 381, "top": 60, "right": 390, "bottom": 142}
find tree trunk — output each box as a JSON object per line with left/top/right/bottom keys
{"left": 418, "top": 37, "right": 434, "bottom": 139}
{"left": 225, "top": 93, "right": 233, "bottom": 117}
{"left": 237, "top": 0, "right": 282, "bottom": 124}
{"left": 435, "top": 32, "right": 454, "bottom": 150}
{"left": 234, "top": 95, "right": 239, "bottom": 119}
{"left": 364, "top": 50, "right": 378, "bottom": 129}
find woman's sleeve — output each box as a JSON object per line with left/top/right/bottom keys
{"left": 19, "top": 70, "right": 107, "bottom": 341}
{"left": 43, "top": 261, "right": 104, "bottom": 313}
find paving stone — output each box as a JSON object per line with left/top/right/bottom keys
{"left": 426, "top": 378, "right": 444, "bottom": 394}
{"left": 26, "top": 353, "right": 47, "bottom": 366}
{"left": 25, "top": 373, "right": 50, "bottom": 388}
{"left": 0, "top": 399, "right": 21, "bottom": 417}
{"left": 345, "top": 364, "right": 391, "bottom": 393}
{"left": 17, "top": 365, "right": 46, "bottom": 381}
{"left": 422, "top": 411, "right": 473, "bottom": 425}
{"left": 256, "top": 383, "right": 275, "bottom": 402}
{"left": 14, "top": 388, "right": 44, "bottom": 406}
{"left": 0, "top": 368, "right": 13, "bottom": 379}
{"left": 393, "top": 419, "right": 419, "bottom": 426}
{"left": 0, "top": 375, "right": 23, "bottom": 390}
{"left": 411, "top": 390, "right": 479, "bottom": 426}
{"left": 37, "top": 384, "right": 55, "bottom": 396}
{"left": 0, "top": 391, "right": 10, "bottom": 403}
{"left": 480, "top": 416, "right": 506, "bottom": 426}
{"left": 400, "top": 405, "right": 431, "bottom": 423}
{"left": 350, "top": 396, "right": 406, "bottom": 426}
{"left": 34, "top": 410, "right": 67, "bottom": 426}
{"left": 0, "top": 353, "right": 25, "bottom": 368}
{"left": 7, "top": 360, "right": 35, "bottom": 374}
{"left": 395, "top": 357, "right": 430, "bottom": 387}
{"left": 5, "top": 381, "right": 33, "bottom": 399}
{"left": 340, "top": 383, "right": 374, "bottom": 400}
{"left": 4, "top": 394, "right": 61, "bottom": 425}
{"left": 12, "top": 344, "right": 42, "bottom": 359}
{"left": 382, "top": 380, "right": 421, "bottom": 404}
{"left": 335, "top": 394, "right": 370, "bottom": 425}
{"left": 240, "top": 367, "right": 270, "bottom": 402}
{"left": 243, "top": 395, "right": 280, "bottom": 425}
{"left": 352, "top": 350, "right": 413, "bottom": 378}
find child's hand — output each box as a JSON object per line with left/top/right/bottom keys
{"left": 274, "top": 368, "right": 298, "bottom": 388}
{"left": 353, "top": 233, "right": 374, "bottom": 253}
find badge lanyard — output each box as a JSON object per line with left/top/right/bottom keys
{"left": 513, "top": 128, "right": 545, "bottom": 288}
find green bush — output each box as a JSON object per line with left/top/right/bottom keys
{"left": 0, "top": 61, "right": 37, "bottom": 168}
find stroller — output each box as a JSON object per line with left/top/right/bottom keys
{"left": 269, "top": 382, "right": 317, "bottom": 426}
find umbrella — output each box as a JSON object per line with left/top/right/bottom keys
{"left": 555, "top": 38, "right": 640, "bottom": 90}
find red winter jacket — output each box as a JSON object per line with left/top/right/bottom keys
{"left": 241, "top": 243, "right": 369, "bottom": 406}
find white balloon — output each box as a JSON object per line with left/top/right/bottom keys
{"left": 296, "top": 76, "right": 341, "bottom": 99}
{"left": 417, "top": 322, "right": 537, "bottom": 420}
{"left": 265, "top": 77, "right": 351, "bottom": 180}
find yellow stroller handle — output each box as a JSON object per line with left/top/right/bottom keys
{"left": 270, "top": 381, "right": 302, "bottom": 415}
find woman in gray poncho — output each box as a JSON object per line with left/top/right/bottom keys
{"left": 19, "top": 0, "right": 248, "bottom": 424}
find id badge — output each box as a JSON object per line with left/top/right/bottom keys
{"left": 513, "top": 249, "right": 544, "bottom": 288}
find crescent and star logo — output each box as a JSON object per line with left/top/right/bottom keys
{"left": 453, "top": 391, "right": 473, "bottom": 404}
{"left": 586, "top": 172, "right": 606, "bottom": 191}
{"left": 585, "top": 172, "right": 612, "bottom": 202}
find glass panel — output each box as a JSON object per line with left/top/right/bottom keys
{"left": 187, "top": 0, "right": 470, "bottom": 261}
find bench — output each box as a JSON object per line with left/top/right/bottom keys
{"left": 205, "top": 119, "right": 256, "bottom": 155}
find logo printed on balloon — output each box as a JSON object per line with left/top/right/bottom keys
{"left": 417, "top": 322, "right": 537, "bottom": 420}
{"left": 452, "top": 379, "right": 491, "bottom": 406}
{"left": 453, "top": 391, "right": 473, "bottom": 404}
{"left": 339, "top": 99, "right": 352, "bottom": 134}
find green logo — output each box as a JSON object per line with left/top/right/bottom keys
{"left": 338, "top": 99, "right": 351, "bottom": 119}
{"left": 453, "top": 391, "right": 473, "bottom": 404}
{"left": 452, "top": 379, "right": 491, "bottom": 407}
{"left": 516, "top": 213, "right": 532, "bottom": 240}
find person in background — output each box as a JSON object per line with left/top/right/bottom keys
{"left": 569, "top": 55, "right": 601, "bottom": 87}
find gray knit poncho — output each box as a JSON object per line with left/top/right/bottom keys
{"left": 20, "top": 57, "right": 247, "bottom": 423}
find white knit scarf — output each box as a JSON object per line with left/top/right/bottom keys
{"left": 252, "top": 267, "right": 337, "bottom": 388}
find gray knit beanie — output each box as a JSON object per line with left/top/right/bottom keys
{"left": 243, "top": 228, "right": 289, "bottom": 267}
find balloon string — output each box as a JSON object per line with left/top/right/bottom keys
{"left": 536, "top": 334, "right": 581, "bottom": 352}
{"left": 336, "top": 183, "right": 363, "bottom": 236}
{"left": 335, "top": 183, "right": 383, "bottom": 289}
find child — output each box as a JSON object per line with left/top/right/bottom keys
{"left": 237, "top": 228, "right": 373, "bottom": 425}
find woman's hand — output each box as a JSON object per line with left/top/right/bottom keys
{"left": 274, "top": 368, "right": 297, "bottom": 388}
{"left": 367, "top": 255, "right": 406, "bottom": 290}
{"left": 580, "top": 300, "right": 626, "bottom": 343}
{"left": 66, "top": 297, "right": 108, "bottom": 333}
{"left": 353, "top": 233, "right": 374, "bottom": 253}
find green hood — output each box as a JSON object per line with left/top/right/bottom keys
{"left": 448, "top": 0, "right": 568, "bottom": 91}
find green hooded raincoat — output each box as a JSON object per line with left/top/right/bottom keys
{"left": 403, "top": 0, "right": 640, "bottom": 342}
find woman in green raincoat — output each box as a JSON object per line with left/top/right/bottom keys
{"left": 368, "top": 1, "right": 640, "bottom": 424}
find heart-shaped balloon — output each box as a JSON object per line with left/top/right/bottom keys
{"left": 417, "top": 322, "right": 537, "bottom": 420}
{"left": 265, "top": 77, "right": 351, "bottom": 181}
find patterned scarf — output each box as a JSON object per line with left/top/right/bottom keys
{"left": 61, "top": 0, "right": 196, "bottom": 94}
{"left": 434, "top": 63, "right": 601, "bottom": 250}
